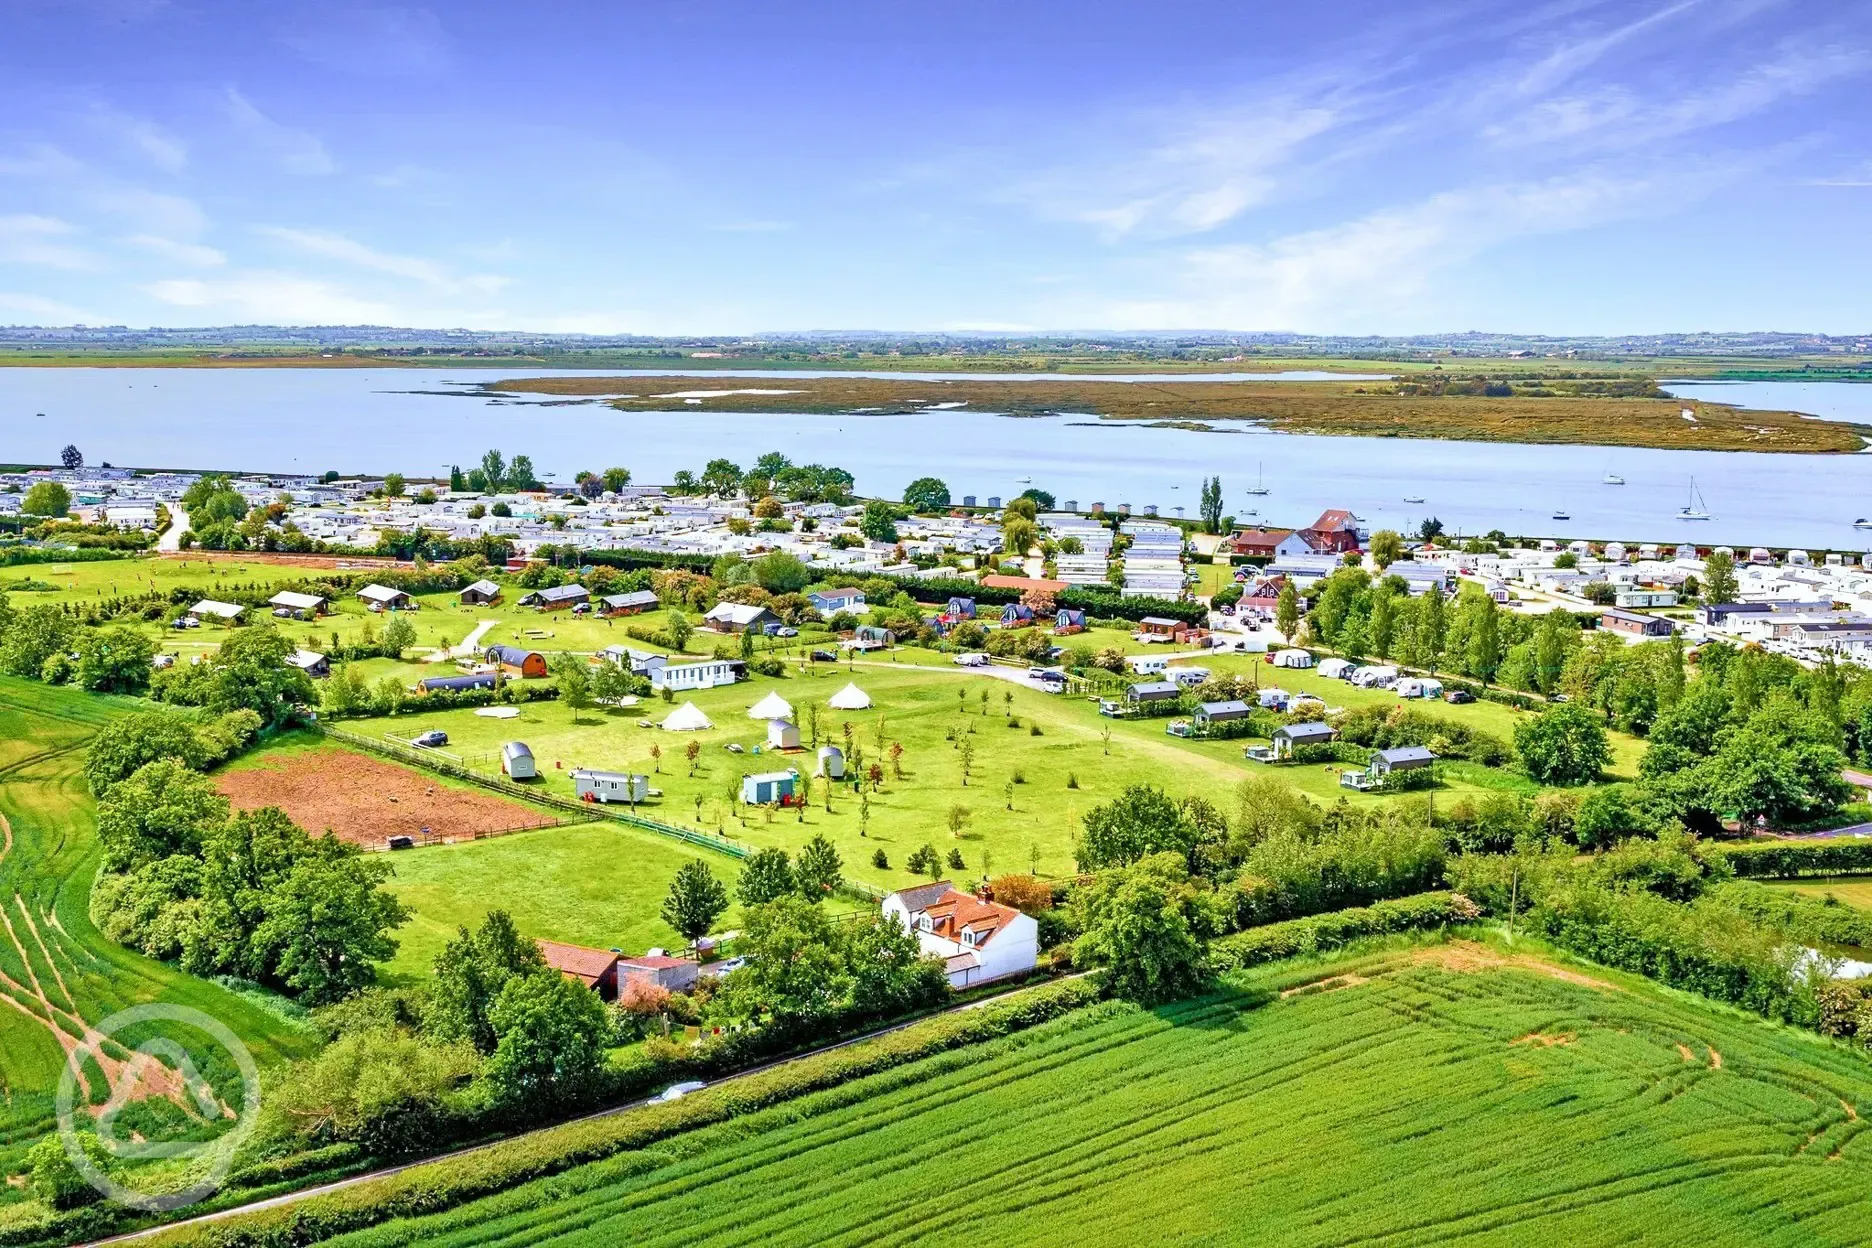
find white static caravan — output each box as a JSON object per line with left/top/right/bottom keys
{"left": 651, "top": 659, "right": 741, "bottom": 693}
{"left": 1126, "top": 653, "right": 1172, "bottom": 676}
{"left": 571, "top": 769, "right": 649, "bottom": 804}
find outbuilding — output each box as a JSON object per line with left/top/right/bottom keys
{"left": 459, "top": 579, "right": 502, "bottom": 605}
{"left": 1373, "top": 745, "right": 1436, "bottom": 775}
{"left": 703, "top": 602, "right": 779, "bottom": 634}
{"left": 1194, "top": 700, "right": 1253, "bottom": 729}
{"left": 519, "top": 584, "right": 591, "bottom": 611}
{"left": 485, "top": 645, "right": 548, "bottom": 678}
{"left": 285, "top": 649, "right": 329, "bottom": 679}
{"left": 572, "top": 769, "right": 649, "bottom": 804}
{"left": 599, "top": 589, "right": 659, "bottom": 616}
{"left": 816, "top": 744, "right": 845, "bottom": 779}
{"left": 187, "top": 599, "right": 244, "bottom": 624}
{"left": 1271, "top": 721, "right": 1336, "bottom": 758}
{"left": 1126, "top": 680, "right": 1182, "bottom": 705}
{"left": 357, "top": 584, "right": 412, "bottom": 611}
{"left": 1600, "top": 609, "right": 1674, "bottom": 638}
{"left": 268, "top": 590, "right": 328, "bottom": 617}
{"left": 501, "top": 741, "right": 536, "bottom": 779}
{"left": 741, "top": 770, "right": 798, "bottom": 805}
{"left": 767, "top": 719, "right": 802, "bottom": 750}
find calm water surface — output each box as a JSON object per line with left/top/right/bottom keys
{"left": 3, "top": 368, "right": 1869, "bottom": 550}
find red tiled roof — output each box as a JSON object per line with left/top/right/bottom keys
{"left": 920, "top": 890, "right": 1018, "bottom": 947}
{"left": 619, "top": 954, "right": 691, "bottom": 970}
{"left": 1311, "top": 509, "right": 1357, "bottom": 532}
{"left": 981, "top": 574, "right": 1069, "bottom": 593}
{"left": 537, "top": 940, "right": 617, "bottom": 987}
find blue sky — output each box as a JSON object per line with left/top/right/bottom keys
{"left": 1, "top": 0, "right": 1868, "bottom": 335}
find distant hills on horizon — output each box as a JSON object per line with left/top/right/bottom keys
{"left": 1, "top": 324, "right": 1869, "bottom": 359}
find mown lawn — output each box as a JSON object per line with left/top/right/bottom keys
{"left": 377, "top": 823, "right": 738, "bottom": 982}
{"left": 283, "top": 935, "right": 1872, "bottom": 1247}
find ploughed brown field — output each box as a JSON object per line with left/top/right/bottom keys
{"left": 483, "top": 373, "right": 1864, "bottom": 452}
{"left": 214, "top": 746, "right": 557, "bottom": 847}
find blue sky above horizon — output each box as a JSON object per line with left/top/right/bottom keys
{"left": 1, "top": 0, "right": 1868, "bottom": 336}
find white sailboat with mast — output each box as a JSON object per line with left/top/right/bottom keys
{"left": 1245, "top": 462, "right": 1269, "bottom": 496}
{"left": 1678, "top": 478, "right": 1711, "bottom": 521}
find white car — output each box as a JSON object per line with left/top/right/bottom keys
{"left": 658, "top": 1081, "right": 708, "bottom": 1102}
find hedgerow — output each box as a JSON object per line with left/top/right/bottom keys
{"left": 1209, "top": 892, "right": 1482, "bottom": 974}
{"left": 1713, "top": 839, "right": 1872, "bottom": 879}
{"left": 137, "top": 977, "right": 1102, "bottom": 1248}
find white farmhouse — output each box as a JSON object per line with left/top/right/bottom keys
{"left": 882, "top": 881, "right": 1038, "bottom": 989}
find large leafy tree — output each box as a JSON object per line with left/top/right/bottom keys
{"left": 85, "top": 709, "right": 207, "bottom": 795}
{"left": 428, "top": 910, "right": 547, "bottom": 1054}
{"left": 1073, "top": 855, "right": 1213, "bottom": 1005}
{"left": 21, "top": 481, "right": 71, "bottom": 517}
{"left": 1078, "top": 785, "right": 1221, "bottom": 873}
{"left": 1701, "top": 548, "right": 1739, "bottom": 605}
{"left": 736, "top": 847, "right": 796, "bottom": 906}
{"left": 249, "top": 836, "right": 408, "bottom": 1004}
{"left": 95, "top": 758, "right": 229, "bottom": 872}
{"left": 858, "top": 500, "right": 899, "bottom": 544}
{"left": 714, "top": 895, "right": 849, "bottom": 1023}
{"left": 74, "top": 626, "right": 156, "bottom": 694}
{"left": 0, "top": 605, "right": 74, "bottom": 678}
{"left": 901, "top": 476, "right": 951, "bottom": 512}
{"left": 485, "top": 969, "right": 612, "bottom": 1107}
{"left": 1514, "top": 703, "right": 1612, "bottom": 786}
{"left": 794, "top": 834, "right": 844, "bottom": 901}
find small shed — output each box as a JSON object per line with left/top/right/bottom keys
{"left": 572, "top": 769, "right": 649, "bottom": 804}
{"left": 485, "top": 645, "right": 548, "bottom": 678}
{"left": 1373, "top": 745, "right": 1436, "bottom": 775}
{"left": 1126, "top": 680, "right": 1182, "bottom": 704}
{"left": 501, "top": 741, "right": 537, "bottom": 779}
{"left": 460, "top": 579, "right": 502, "bottom": 605}
{"left": 1271, "top": 721, "right": 1336, "bottom": 758}
{"left": 816, "top": 744, "right": 845, "bottom": 779}
{"left": 741, "top": 770, "right": 798, "bottom": 805}
{"left": 767, "top": 719, "right": 801, "bottom": 750}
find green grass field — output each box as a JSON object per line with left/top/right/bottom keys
{"left": 377, "top": 823, "right": 736, "bottom": 981}
{"left": 289, "top": 935, "right": 1872, "bottom": 1247}
{"left": 0, "top": 679, "right": 317, "bottom": 1210}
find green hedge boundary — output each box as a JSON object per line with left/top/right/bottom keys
{"left": 1209, "top": 892, "right": 1482, "bottom": 974}
{"left": 1712, "top": 840, "right": 1872, "bottom": 879}
{"left": 137, "top": 977, "right": 1102, "bottom": 1248}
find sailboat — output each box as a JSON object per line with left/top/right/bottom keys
{"left": 1602, "top": 465, "right": 1625, "bottom": 485}
{"left": 1245, "top": 463, "right": 1270, "bottom": 496}
{"left": 1856, "top": 517, "right": 1872, "bottom": 530}
{"left": 1403, "top": 495, "right": 1425, "bottom": 504}
{"left": 1551, "top": 508, "right": 1571, "bottom": 521}
{"left": 1678, "top": 478, "right": 1712, "bottom": 521}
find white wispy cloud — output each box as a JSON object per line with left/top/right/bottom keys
{"left": 1006, "top": 97, "right": 1343, "bottom": 240}
{"left": 1085, "top": 164, "right": 1742, "bottom": 331}
{"left": 223, "top": 87, "right": 335, "bottom": 175}
{"left": 142, "top": 272, "right": 400, "bottom": 323}
{"left": 1489, "top": 41, "right": 1868, "bottom": 148}
{"left": 87, "top": 187, "right": 208, "bottom": 238}
{"left": 0, "top": 290, "right": 102, "bottom": 324}
{"left": 0, "top": 214, "right": 104, "bottom": 271}
{"left": 1511, "top": 0, "right": 1701, "bottom": 97}
{"left": 252, "top": 225, "right": 507, "bottom": 294}
{"left": 87, "top": 104, "right": 187, "bottom": 173}
{"left": 125, "top": 234, "right": 226, "bottom": 266}
{"left": 0, "top": 143, "right": 85, "bottom": 179}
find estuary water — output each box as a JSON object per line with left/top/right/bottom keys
{"left": 2, "top": 366, "right": 1869, "bottom": 550}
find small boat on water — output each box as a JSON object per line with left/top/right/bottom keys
{"left": 1243, "top": 508, "right": 1259, "bottom": 518}
{"left": 1245, "top": 462, "right": 1270, "bottom": 496}
{"left": 1403, "top": 495, "right": 1425, "bottom": 504}
{"left": 1855, "top": 518, "right": 1872, "bottom": 530}
{"left": 1679, "top": 477, "right": 1712, "bottom": 521}
{"left": 1603, "top": 472, "right": 1625, "bottom": 485}
{"left": 1552, "top": 509, "right": 1571, "bottom": 521}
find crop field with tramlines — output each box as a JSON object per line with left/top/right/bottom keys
{"left": 313, "top": 940, "right": 1872, "bottom": 1248}
{"left": 0, "top": 679, "right": 315, "bottom": 1202}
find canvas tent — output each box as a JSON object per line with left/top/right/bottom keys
{"left": 661, "top": 701, "right": 714, "bottom": 732}
{"left": 747, "top": 690, "right": 795, "bottom": 721}
{"left": 828, "top": 682, "right": 872, "bottom": 710}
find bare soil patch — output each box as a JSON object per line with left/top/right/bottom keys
{"left": 216, "top": 747, "right": 557, "bottom": 847}
{"left": 1406, "top": 940, "right": 1620, "bottom": 991}
{"left": 1512, "top": 1032, "right": 1576, "bottom": 1048}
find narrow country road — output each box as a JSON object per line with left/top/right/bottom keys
{"left": 154, "top": 507, "right": 188, "bottom": 553}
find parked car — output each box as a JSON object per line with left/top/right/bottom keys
{"left": 386, "top": 835, "right": 415, "bottom": 850}
{"left": 774, "top": 626, "right": 799, "bottom": 637}
{"left": 810, "top": 649, "right": 838, "bottom": 662}
{"left": 954, "top": 653, "right": 990, "bottom": 667}
{"left": 1443, "top": 690, "right": 1475, "bottom": 705}
{"left": 411, "top": 730, "right": 449, "bottom": 748}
